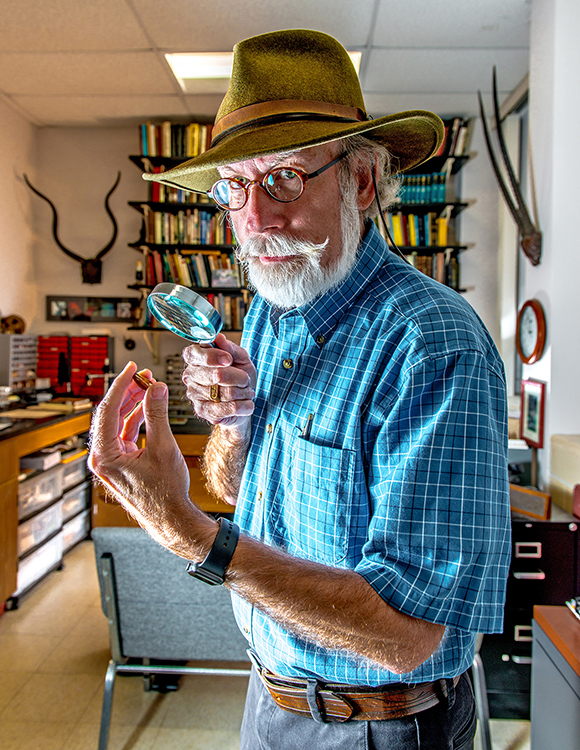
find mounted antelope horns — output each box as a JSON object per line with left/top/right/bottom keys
{"left": 23, "top": 172, "right": 121, "bottom": 283}
{"left": 478, "top": 68, "right": 542, "bottom": 266}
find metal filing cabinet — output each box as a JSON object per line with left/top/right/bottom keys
{"left": 481, "top": 509, "right": 579, "bottom": 719}
{"left": 0, "top": 335, "right": 37, "bottom": 392}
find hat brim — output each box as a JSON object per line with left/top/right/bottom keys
{"left": 144, "top": 110, "right": 444, "bottom": 194}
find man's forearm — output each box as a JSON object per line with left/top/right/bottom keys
{"left": 201, "top": 422, "right": 251, "bottom": 504}
{"left": 226, "top": 534, "right": 445, "bottom": 675}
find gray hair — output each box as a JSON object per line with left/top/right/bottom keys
{"left": 338, "top": 134, "right": 401, "bottom": 221}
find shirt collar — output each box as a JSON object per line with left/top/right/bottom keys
{"left": 268, "top": 221, "right": 390, "bottom": 344}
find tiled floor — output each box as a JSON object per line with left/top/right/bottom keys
{"left": 0, "top": 540, "right": 531, "bottom": 750}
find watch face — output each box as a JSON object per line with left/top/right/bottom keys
{"left": 520, "top": 305, "right": 538, "bottom": 359}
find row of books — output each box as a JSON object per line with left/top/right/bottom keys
{"left": 434, "top": 118, "right": 473, "bottom": 159}
{"left": 139, "top": 121, "right": 213, "bottom": 159}
{"left": 138, "top": 291, "right": 251, "bottom": 332}
{"left": 397, "top": 172, "right": 447, "bottom": 205}
{"left": 140, "top": 248, "right": 244, "bottom": 289}
{"left": 382, "top": 210, "right": 452, "bottom": 248}
{"left": 406, "top": 250, "right": 460, "bottom": 290}
{"left": 145, "top": 165, "right": 211, "bottom": 204}
{"left": 141, "top": 207, "right": 235, "bottom": 247}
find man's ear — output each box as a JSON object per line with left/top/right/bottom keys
{"left": 356, "top": 158, "right": 377, "bottom": 212}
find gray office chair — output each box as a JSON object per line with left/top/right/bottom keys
{"left": 93, "top": 527, "right": 251, "bottom": 750}
{"left": 471, "top": 633, "right": 492, "bottom": 750}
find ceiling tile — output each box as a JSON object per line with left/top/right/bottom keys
{"left": 373, "top": 0, "right": 531, "bottom": 49}
{"left": 364, "top": 48, "right": 529, "bottom": 95}
{"left": 10, "top": 94, "right": 190, "bottom": 127}
{"left": 131, "top": 0, "right": 376, "bottom": 51}
{"left": 364, "top": 92, "right": 492, "bottom": 119}
{"left": 0, "top": 0, "right": 150, "bottom": 51}
{"left": 0, "top": 52, "right": 177, "bottom": 96}
{"left": 11, "top": 94, "right": 189, "bottom": 127}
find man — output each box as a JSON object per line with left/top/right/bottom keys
{"left": 89, "top": 29, "right": 510, "bottom": 750}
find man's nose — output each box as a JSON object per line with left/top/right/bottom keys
{"left": 242, "top": 181, "right": 286, "bottom": 233}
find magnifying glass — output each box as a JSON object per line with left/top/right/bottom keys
{"left": 146, "top": 283, "right": 223, "bottom": 344}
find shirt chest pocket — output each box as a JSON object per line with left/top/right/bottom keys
{"left": 285, "top": 437, "right": 355, "bottom": 566}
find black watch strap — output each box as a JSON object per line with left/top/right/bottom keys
{"left": 186, "top": 517, "right": 240, "bottom": 586}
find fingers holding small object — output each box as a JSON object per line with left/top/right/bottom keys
{"left": 133, "top": 370, "right": 155, "bottom": 390}
{"left": 209, "top": 384, "right": 220, "bottom": 402}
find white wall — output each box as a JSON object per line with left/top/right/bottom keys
{"left": 0, "top": 97, "right": 37, "bottom": 324}
{"left": 459, "top": 119, "right": 501, "bottom": 345}
{"left": 526, "top": 0, "right": 580, "bottom": 488}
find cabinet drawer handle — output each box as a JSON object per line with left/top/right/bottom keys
{"left": 512, "top": 655, "right": 532, "bottom": 665}
{"left": 514, "top": 625, "right": 533, "bottom": 642}
{"left": 515, "top": 542, "right": 542, "bottom": 558}
{"left": 513, "top": 570, "right": 546, "bottom": 580}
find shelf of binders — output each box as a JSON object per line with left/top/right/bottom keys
{"left": 129, "top": 200, "right": 234, "bottom": 248}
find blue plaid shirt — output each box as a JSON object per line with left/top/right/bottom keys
{"left": 232, "top": 222, "right": 511, "bottom": 686}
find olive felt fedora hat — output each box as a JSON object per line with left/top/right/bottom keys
{"left": 143, "top": 29, "right": 444, "bottom": 195}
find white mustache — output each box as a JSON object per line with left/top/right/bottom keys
{"left": 236, "top": 234, "right": 329, "bottom": 261}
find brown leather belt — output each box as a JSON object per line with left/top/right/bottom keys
{"left": 249, "top": 652, "right": 461, "bottom": 722}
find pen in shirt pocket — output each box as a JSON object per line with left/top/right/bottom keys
{"left": 301, "top": 413, "right": 314, "bottom": 439}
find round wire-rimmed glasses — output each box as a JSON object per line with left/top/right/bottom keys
{"left": 207, "top": 152, "right": 348, "bottom": 211}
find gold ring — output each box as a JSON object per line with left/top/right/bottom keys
{"left": 209, "top": 384, "right": 220, "bottom": 402}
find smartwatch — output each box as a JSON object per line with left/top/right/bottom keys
{"left": 186, "top": 517, "right": 239, "bottom": 586}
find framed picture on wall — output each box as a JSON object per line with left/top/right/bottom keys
{"left": 46, "top": 296, "right": 139, "bottom": 323}
{"left": 520, "top": 378, "right": 546, "bottom": 448}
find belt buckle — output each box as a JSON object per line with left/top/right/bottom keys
{"left": 317, "top": 687, "right": 355, "bottom": 721}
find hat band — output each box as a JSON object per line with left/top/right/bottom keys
{"left": 211, "top": 99, "right": 367, "bottom": 148}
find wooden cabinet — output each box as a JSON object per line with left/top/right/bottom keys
{"left": 0, "top": 412, "right": 92, "bottom": 606}
{"left": 91, "top": 431, "right": 233, "bottom": 528}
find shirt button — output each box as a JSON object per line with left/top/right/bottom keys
{"left": 266, "top": 424, "right": 273, "bottom": 434}
{"left": 243, "top": 627, "right": 250, "bottom": 634}
{"left": 257, "top": 491, "right": 263, "bottom": 502}
{"left": 316, "top": 335, "right": 325, "bottom": 345}
{"left": 282, "top": 359, "right": 293, "bottom": 369}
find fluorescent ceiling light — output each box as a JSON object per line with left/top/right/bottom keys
{"left": 166, "top": 50, "right": 362, "bottom": 93}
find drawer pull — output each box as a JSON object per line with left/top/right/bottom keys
{"left": 515, "top": 542, "right": 542, "bottom": 558}
{"left": 512, "top": 655, "right": 532, "bottom": 665}
{"left": 513, "top": 570, "right": 545, "bottom": 580}
{"left": 514, "top": 625, "right": 533, "bottom": 642}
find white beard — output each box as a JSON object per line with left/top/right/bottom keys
{"left": 234, "top": 195, "right": 362, "bottom": 310}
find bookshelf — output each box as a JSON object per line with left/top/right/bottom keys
{"left": 127, "top": 121, "right": 252, "bottom": 334}
{"left": 379, "top": 117, "right": 473, "bottom": 291}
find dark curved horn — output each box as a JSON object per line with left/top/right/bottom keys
{"left": 477, "top": 95, "right": 527, "bottom": 233}
{"left": 23, "top": 174, "right": 84, "bottom": 262}
{"left": 95, "top": 171, "right": 121, "bottom": 260}
{"left": 491, "top": 67, "right": 537, "bottom": 236}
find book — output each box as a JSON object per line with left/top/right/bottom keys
{"left": 436, "top": 217, "right": 448, "bottom": 247}
{"left": 391, "top": 213, "right": 404, "bottom": 246}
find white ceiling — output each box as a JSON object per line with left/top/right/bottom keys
{"left": 0, "top": 0, "right": 531, "bottom": 128}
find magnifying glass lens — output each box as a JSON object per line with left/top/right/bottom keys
{"left": 146, "top": 284, "right": 223, "bottom": 343}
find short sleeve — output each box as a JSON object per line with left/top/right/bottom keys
{"left": 356, "top": 350, "right": 511, "bottom": 633}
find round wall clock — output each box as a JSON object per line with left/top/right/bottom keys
{"left": 516, "top": 299, "right": 546, "bottom": 364}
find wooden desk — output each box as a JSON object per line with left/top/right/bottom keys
{"left": 91, "top": 431, "right": 234, "bottom": 527}
{"left": 531, "top": 605, "right": 580, "bottom": 750}
{"left": 0, "top": 411, "right": 92, "bottom": 605}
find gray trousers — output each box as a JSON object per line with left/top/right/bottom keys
{"left": 240, "top": 668, "right": 476, "bottom": 750}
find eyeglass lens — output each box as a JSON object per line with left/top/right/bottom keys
{"left": 211, "top": 168, "right": 304, "bottom": 210}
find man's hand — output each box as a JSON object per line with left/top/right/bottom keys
{"left": 88, "top": 361, "right": 217, "bottom": 557}
{"left": 182, "top": 333, "right": 256, "bottom": 429}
